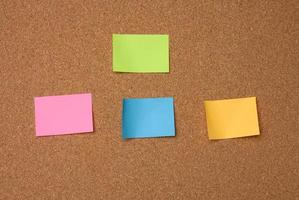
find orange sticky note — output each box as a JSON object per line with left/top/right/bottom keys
{"left": 204, "top": 97, "right": 260, "bottom": 140}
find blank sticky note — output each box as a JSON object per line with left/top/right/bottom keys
{"left": 113, "top": 34, "right": 169, "bottom": 73}
{"left": 34, "top": 93, "right": 93, "bottom": 136}
{"left": 204, "top": 97, "right": 260, "bottom": 140}
{"left": 122, "top": 97, "right": 175, "bottom": 139}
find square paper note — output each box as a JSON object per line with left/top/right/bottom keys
{"left": 34, "top": 93, "right": 93, "bottom": 136}
{"left": 113, "top": 34, "right": 169, "bottom": 73}
{"left": 204, "top": 97, "right": 260, "bottom": 140}
{"left": 122, "top": 97, "right": 175, "bottom": 139}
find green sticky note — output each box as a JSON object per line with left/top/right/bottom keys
{"left": 113, "top": 34, "right": 169, "bottom": 73}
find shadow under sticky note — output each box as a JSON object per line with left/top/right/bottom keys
{"left": 122, "top": 97, "right": 175, "bottom": 139}
{"left": 204, "top": 97, "right": 260, "bottom": 140}
{"left": 34, "top": 93, "right": 93, "bottom": 136}
{"left": 113, "top": 34, "right": 169, "bottom": 73}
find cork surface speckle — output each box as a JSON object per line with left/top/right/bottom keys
{"left": 0, "top": 1, "right": 298, "bottom": 199}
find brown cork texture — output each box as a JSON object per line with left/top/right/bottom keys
{"left": 0, "top": 0, "right": 298, "bottom": 199}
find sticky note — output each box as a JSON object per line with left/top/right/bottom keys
{"left": 113, "top": 34, "right": 169, "bottom": 73}
{"left": 122, "top": 97, "right": 175, "bottom": 139}
{"left": 204, "top": 97, "right": 260, "bottom": 140}
{"left": 34, "top": 93, "right": 93, "bottom": 136}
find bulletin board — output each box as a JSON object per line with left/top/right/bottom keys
{"left": 0, "top": 1, "right": 298, "bottom": 199}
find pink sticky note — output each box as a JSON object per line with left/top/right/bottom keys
{"left": 34, "top": 93, "right": 93, "bottom": 136}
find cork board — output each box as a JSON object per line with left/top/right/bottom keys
{"left": 0, "top": 1, "right": 298, "bottom": 199}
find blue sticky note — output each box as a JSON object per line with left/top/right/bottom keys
{"left": 122, "top": 97, "right": 175, "bottom": 139}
